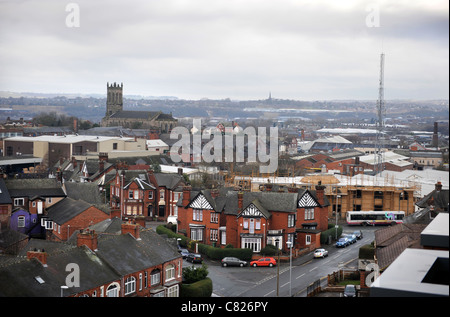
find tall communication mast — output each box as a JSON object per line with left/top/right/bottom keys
{"left": 375, "top": 53, "right": 385, "bottom": 176}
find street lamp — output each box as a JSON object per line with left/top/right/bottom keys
{"left": 286, "top": 241, "right": 293, "bottom": 297}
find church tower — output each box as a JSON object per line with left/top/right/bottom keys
{"left": 106, "top": 82, "right": 123, "bottom": 117}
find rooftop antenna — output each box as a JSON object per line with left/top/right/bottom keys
{"left": 375, "top": 52, "right": 385, "bottom": 176}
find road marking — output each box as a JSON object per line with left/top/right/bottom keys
{"left": 264, "top": 290, "right": 275, "bottom": 297}
{"left": 296, "top": 273, "right": 305, "bottom": 279}
{"left": 309, "top": 266, "right": 318, "bottom": 272}
{"left": 281, "top": 282, "right": 290, "bottom": 288}
{"left": 323, "top": 259, "right": 331, "bottom": 264}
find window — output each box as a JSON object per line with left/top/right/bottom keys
{"left": 242, "top": 237, "right": 261, "bottom": 252}
{"left": 148, "top": 191, "right": 153, "bottom": 200}
{"left": 134, "top": 190, "right": 139, "bottom": 199}
{"left": 221, "top": 231, "right": 226, "bottom": 245}
{"left": 210, "top": 229, "right": 218, "bottom": 241}
{"left": 166, "top": 285, "right": 179, "bottom": 297}
{"left": 18, "top": 216, "right": 25, "bottom": 227}
{"left": 374, "top": 191, "right": 383, "bottom": 199}
{"left": 14, "top": 198, "right": 24, "bottom": 206}
{"left": 113, "top": 143, "right": 118, "bottom": 150}
{"left": 139, "top": 273, "right": 142, "bottom": 291}
{"left": 400, "top": 191, "right": 409, "bottom": 200}
{"left": 129, "top": 190, "right": 134, "bottom": 199}
{"left": 288, "top": 214, "right": 295, "bottom": 227}
{"left": 124, "top": 276, "right": 136, "bottom": 295}
{"left": 305, "top": 208, "right": 314, "bottom": 220}
{"left": 106, "top": 283, "right": 119, "bottom": 297}
{"left": 150, "top": 269, "right": 160, "bottom": 286}
{"left": 356, "top": 190, "right": 362, "bottom": 198}
{"left": 305, "top": 235, "right": 311, "bottom": 245}
{"left": 190, "top": 228, "right": 203, "bottom": 241}
{"left": 210, "top": 212, "right": 219, "bottom": 223}
{"left": 165, "top": 264, "right": 175, "bottom": 281}
{"left": 193, "top": 209, "right": 203, "bottom": 221}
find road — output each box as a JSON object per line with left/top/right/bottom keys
{"left": 190, "top": 225, "right": 377, "bottom": 297}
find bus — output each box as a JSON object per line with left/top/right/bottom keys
{"left": 346, "top": 210, "right": 405, "bottom": 226}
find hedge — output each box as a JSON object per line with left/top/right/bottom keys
{"left": 156, "top": 225, "right": 253, "bottom": 260}
{"left": 155, "top": 225, "right": 188, "bottom": 247}
{"left": 197, "top": 243, "right": 253, "bottom": 261}
{"left": 180, "top": 277, "right": 213, "bottom": 297}
{"left": 320, "top": 223, "right": 343, "bottom": 244}
{"left": 359, "top": 243, "right": 375, "bottom": 259}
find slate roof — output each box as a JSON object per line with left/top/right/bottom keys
{"left": 46, "top": 197, "right": 108, "bottom": 225}
{"left": 178, "top": 187, "right": 325, "bottom": 217}
{"left": 0, "top": 226, "right": 182, "bottom": 297}
{"left": 4, "top": 178, "right": 66, "bottom": 198}
{"left": 0, "top": 178, "right": 12, "bottom": 204}
{"left": 64, "top": 182, "right": 104, "bottom": 204}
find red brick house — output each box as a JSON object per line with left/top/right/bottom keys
{"left": 109, "top": 169, "right": 158, "bottom": 220}
{"left": 177, "top": 185, "right": 329, "bottom": 253}
{"left": 0, "top": 220, "right": 183, "bottom": 297}
{"left": 108, "top": 167, "right": 185, "bottom": 222}
{"left": 44, "top": 197, "right": 110, "bottom": 241}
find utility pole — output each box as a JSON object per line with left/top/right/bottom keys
{"left": 375, "top": 52, "right": 385, "bottom": 176}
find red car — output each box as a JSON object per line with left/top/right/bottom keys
{"left": 250, "top": 257, "right": 277, "bottom": 267}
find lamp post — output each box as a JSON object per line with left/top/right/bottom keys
{"left": 286, "top": 241, "right": 292, "bottom": 297}
{"left": 335, "top": 193, "right": 341, "bottom": 240}
{"left": 276, "top": 238, "right": 280, "bottom": 297}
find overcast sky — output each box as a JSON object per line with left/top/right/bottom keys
{"left": 0, "top": 0, "right": 448, "bottom": 100}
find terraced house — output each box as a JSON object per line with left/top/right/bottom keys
{"left": 177, "top": 184, "right": 329, "bottom": 253}
{"left": 0, "top": 221, "right": 183, "bottom": 297}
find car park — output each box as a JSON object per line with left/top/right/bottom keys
{"left": 336, "top": 237, "right": 349, "bottom": 248}
{"left": 186, "top": 253, "right": 203, "bottom": 263}
{"left": 314, "top": 248, "right": 328, "bottom": 258}
{"left": 178, "top": 248, "right": 190, "bottom": 259}
{"left": 221, "top": 257, "right": 248, "bottom": 267}
{"left": 353, "top": 230, "right": 363, "bottom": 240}
{"left": 343, "top": 284, "right": 357, "bottom": 297}
{"left": 250, "top": 257, "right": 277, "bottom": 267}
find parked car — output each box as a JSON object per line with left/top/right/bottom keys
{"left": 346, "top": 234, "right": 357, "bottom": 244}
{"left": 336, "top": 237, "right": 349, "bottom": 248}
{"left": 314, "top": 248, "right": 329, "bottom": 258}
{"left": 178, "top": 248, "right": 190, "bottom": 259}
{"left": 186, "top": 253, "right": 203, "bottom": 263}
{"left": 221, "top": 257, "right": 248, "bottom": 267}
{"left": 250, "top": 257, "right": 277, "bottom": 267}
{"left": 343, "top": 284, "right": 357, "bottom": 297}
{"left": 353, "top": 230, "right": 363, "bottom": 240}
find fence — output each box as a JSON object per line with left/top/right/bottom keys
{"left": 306, "top": 279, "right": 322, "bottom": 297}
{"left": 328, "top": 269, "right": 360, "bottom": 285}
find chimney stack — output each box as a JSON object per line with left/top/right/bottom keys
{"left": 27, "top": 249, "right": 48, "bottom": 267}
{"left": 315, "top": 181, "right": 326, "bottom": 206}
{"left": 238, "top": 191, "right": 244, "bottom": 211}
{"left": 77, "top": 229, "right": 98, "bottom": 251}
{"left": 122, "top": 220, "right": 141, "bottom": 240}
{"left": 182, "top": 186, "right": 191, "bottom": 206}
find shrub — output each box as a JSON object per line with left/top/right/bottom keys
{"left": 320, "top": 224, "right": 343, "bottom": 244}
{"left": 155, "top": 225, "right": 188, "bottom": 247}
{"left": 359, "top": 244, "right": 375, "bottom": 259}
{"left": 180, "top": 278, "right": 213, "bottom": 297}
{"left": 183, "top": 263, "right": 209, "bottom": 284}
{"left": 260, "top": 244, "right": 278, "bottom": 256}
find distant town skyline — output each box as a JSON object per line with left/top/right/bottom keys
{"left": 0, "top": 0, "right": 448, "bottom": 101}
